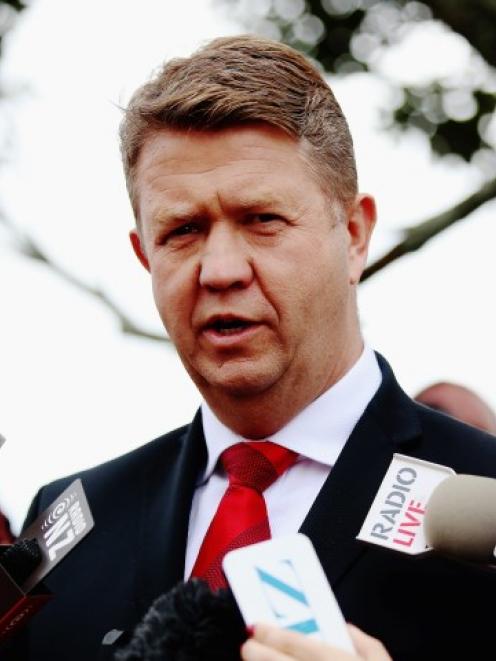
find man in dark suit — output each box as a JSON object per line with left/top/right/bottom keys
{"left": 6, "top": 35, "right": 496, "bottom": 660}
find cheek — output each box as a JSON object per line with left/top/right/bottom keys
{"left": 150, "top": 263, "right": 192, "bottom": 334}
{"left": 268, "top": 264, "right": 336, "bottom": 339}
{"left": 301, "top": 252, "right": 350, "bottom": 321}
{"left": 262, "top": 242, "right": 341, "bottom": 317}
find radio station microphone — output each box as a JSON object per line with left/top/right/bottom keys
{"left": 0, "top": 538, "right": 42, "bottom": 586}
{"left": 0, "top": 479, "right": 94, "bottom": 644}
{"left": 424, "top": 474, "right": 496, "bottom": 563}
{"left": 114, "top": 579, "right": 246, "bottom": 661}
{"left": 358, "top": 453, "right": 496, "bottom": 568}
{"left": 0, "top": 538, "right": 44, "bottom": 645}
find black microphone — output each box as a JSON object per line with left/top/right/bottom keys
{"left": 0, "top": 538, "right": 42, "bottom": 586}
{"left": 1, "top": 479, "right": 94, "bottom": 646}
{"left": 0, "top": 538, "right": 44, "bottom": 648}
{"left": 114, "top": 579, "right": 246, "bottom": 661}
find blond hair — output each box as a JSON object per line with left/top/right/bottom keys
{"left": 120, "top": 35, "right": 357, "bottom": 219}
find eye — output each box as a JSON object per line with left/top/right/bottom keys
{"left": 245, "top": 212, "right": 287, "bottom": 231}
{"left": 248, "top": 211, "right": 288, "bottom": 236}
{"left": 246, "top": 213, "right": 287, "bottom": 236}
{"left": 170, "top": 222, "right": 201, "bottom": 237}
{"left": 253, "top": 213, "right": 282, "bottom": 223}
{"left": 157, "top": 221, "right": 202, "bottom": 246}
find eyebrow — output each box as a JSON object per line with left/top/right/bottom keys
{"left": 235, "top": 187, "right": 289, "bottom": 205}
{"left": 149, "top": 191, "right": 291, "bottom": 228}
{"left": 222, "top": 192, "right": 290, "bottom": 213}
{"left": 150, "top": 206, "right": 201, "bottom": 228}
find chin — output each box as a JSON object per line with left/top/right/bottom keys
{"left": 197, "top": 362, "right": 282, "bottom": 399}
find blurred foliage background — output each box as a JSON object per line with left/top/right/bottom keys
{"left": 222, "top": 0, "right": 496, "bottom": 166}
{"left": 220, "top": 0, "right": 496, "bottom": 277}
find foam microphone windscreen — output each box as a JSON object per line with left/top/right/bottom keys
{"left": 424, "top": 474, "right": 496, "bottom": 562}
{"left": 114, "top": 579, "right": 246, "bottom": 661}
{"left": 0, "top": 538, "right": 42, "bottom": 585}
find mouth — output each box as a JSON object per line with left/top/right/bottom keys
{"left": 203, "top": 316, "right": 256, "bottom": 336}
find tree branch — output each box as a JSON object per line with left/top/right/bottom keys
{"left": 362, "top": 176, "right": 496, "bottom": 282}
{"left": 0, "top": 213, "right": 169, "bottom": 343}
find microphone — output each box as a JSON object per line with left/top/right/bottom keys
{"left": 0, "top": 538, "right": 45, "bottom": 644}
{"left": 424, "top": 474, "right": 496, "bottom": 563}
{"left": 113, "top": 534, "right": 354, "bottom": 659}
{"left": 114, "top": 579, "right": 246, "bottom": 661}
{"left": 0, "top": 538, "right": 42, "bottom": 586}
{"left": 0, "top": 479, "right": 94, "bottom": 644}
{"left": 358, "top": 453, "right": 496, "bottom": 568}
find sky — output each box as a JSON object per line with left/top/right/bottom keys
{"left": 0, "top": 0, "right": 495, "bottom": 532}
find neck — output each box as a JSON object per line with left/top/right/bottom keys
{"left": 203, "top": 338, "right": 364, "bottom": 438}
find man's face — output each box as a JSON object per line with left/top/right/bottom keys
{"left": 131, "top": 124, "right": 374, "bottom": 411}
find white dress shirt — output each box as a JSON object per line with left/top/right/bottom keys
{"left": 184, "top": 345, "right": 382, "bottom": 577}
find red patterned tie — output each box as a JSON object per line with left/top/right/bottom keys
{"left": 190, "top": 441, "right": 298, "bottom": 590}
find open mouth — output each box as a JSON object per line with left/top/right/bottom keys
{"left": 205, "top": 317, "right": 255, "bottom": 336}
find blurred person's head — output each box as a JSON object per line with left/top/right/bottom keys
{"left": 415, "top": 382, "right": 496, "bottom": 434}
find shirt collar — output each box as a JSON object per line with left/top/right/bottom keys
{"left": 201, "top": 345, "right": 382, "bottom": 479}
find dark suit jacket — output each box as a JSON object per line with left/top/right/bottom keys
{"left": 4, "top": 355, "right": 496, "bottom": 660}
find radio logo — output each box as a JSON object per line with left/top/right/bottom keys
{"left": 42, "top": 494, "right": 88, "bottom": 562}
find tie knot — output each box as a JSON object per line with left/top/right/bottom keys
{"left": 220, "top": 441, "right": 298, "bottom": 492}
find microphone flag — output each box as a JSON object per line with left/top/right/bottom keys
{"left": 357, "top": 453, "right": 454, "bottom": 555}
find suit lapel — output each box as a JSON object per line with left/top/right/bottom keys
{"left": 137, "top": 410, "right": 207, "bottom": 611}
{"left": 300, "top": 355, "right": 422, "bottom": 588}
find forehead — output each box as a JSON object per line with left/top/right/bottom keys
{"left": 133, "top": 125, "right": 325, "bottom": 216}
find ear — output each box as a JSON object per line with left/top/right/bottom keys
{"left": 346, "top": 194, "right": 376, "bottom": 285}
{"left": 129, "top": 229, "right": 150, "bottom": 272}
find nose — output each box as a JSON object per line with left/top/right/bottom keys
{"left": 199, "top": 223, "right": 253, "bottom": 291}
